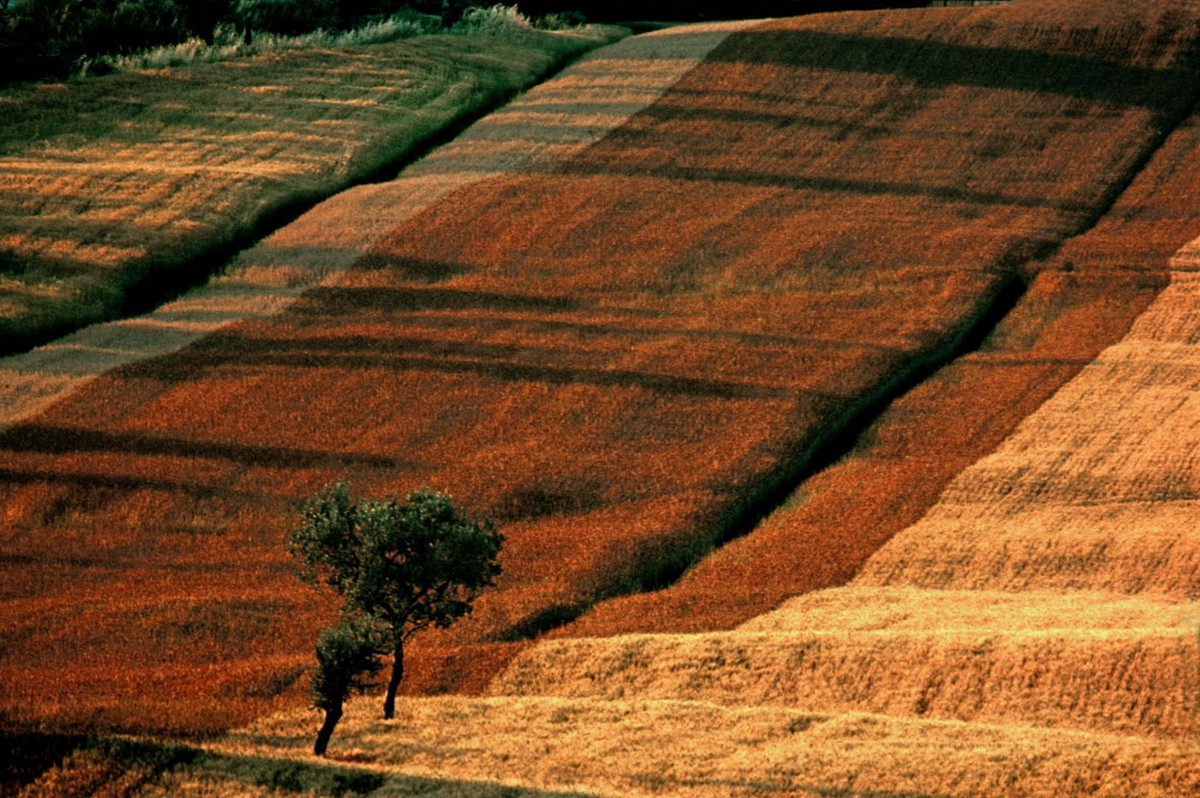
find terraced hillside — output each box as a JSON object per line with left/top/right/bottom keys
{"left": 2, "top": 6, "right": 1199, "bottom": 794}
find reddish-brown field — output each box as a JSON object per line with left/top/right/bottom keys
{"left": 3, "top": 0, "right": 1200, "bottom": 739}
{"left": 556, "top": 97, "right": 1200, "bottom": 637}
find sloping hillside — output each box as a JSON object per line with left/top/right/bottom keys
{"left": 453, "top": 241, "right": 1200, "bottom": 794}
{"left": 168, "top": 67, "right": 1200, "bottom": 797}
{"left": 112, "top": 1, "right": 1200, "bottom": 795}
{"left": 3, "top": 9, "right": 1199, "bottom": 792}
{"left": 0, "top": 18, "right": 766, "bottom": 735}
{"left": 0, "top": 22, "right": 625, "bottom": 357}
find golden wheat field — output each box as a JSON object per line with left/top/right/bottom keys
{"left": 5, "top": 0, "right": 1200, "bottom": 795}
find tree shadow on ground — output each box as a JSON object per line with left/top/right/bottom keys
{"left": 187, "top": 746, "right": 597, "bottom": 796}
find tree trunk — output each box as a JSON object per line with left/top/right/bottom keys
{"left": 313, "top": 703, "right": 343, "bottom": 756}
{"left": 383, "top": 638, "right": 404, "bottom": 720}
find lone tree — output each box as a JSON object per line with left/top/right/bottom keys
{"left": 311, "top": 616, "right": 383, "bottom": 756}
{"left": 289, "top": 483, "right": 503, "bottom": 719}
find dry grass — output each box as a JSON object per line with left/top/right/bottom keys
{"left": 493, "top": 588, "right": 1200, "bottom": 738}
{"left": 0, "top": 25, "right": 623, "bottom": 355}
{"left": 552, "top": 0, "right": 1200, "bottom": 638}
{"left": 317, "top": 0, "right": 1200, "bottom": 680}
{"left": 132, "top": 694, "right": 1200, "bottom": 797}
{"left": 425, "top": 3, "right": 1200, "bottom": 789}
{"left": 420, "top": 244, "right": 1200, "bottom": 789}
{"left": 856, "top": 270, "right": 1200, "bottom": 596}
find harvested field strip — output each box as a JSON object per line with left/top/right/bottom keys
{"left": 0, "top": 25, "right": 624, "bottom": 356}
{"left": 141, "top": 695, "right": 1200, "bottom": 798}
{"left": 491, "top": 588, "right": 1200, "bottom": 738}
{"left": 857, "top": 270, "right": 1200, "bottom": 595}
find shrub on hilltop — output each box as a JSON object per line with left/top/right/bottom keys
{"left": 0, "top": 0, "right": 931, "bottom": 86}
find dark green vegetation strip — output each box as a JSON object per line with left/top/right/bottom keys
{"left": 0, "top": 25, "right": 623, "bottom": 357}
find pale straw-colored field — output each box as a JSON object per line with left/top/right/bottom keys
{"left": 155, "top": 696, "right": 1197, "bottom": 797}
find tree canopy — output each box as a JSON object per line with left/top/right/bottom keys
{"left": 289, "top": 483, "right": 503, "bottom": 719}
{"left": 310, "top": 616, "right": 384, "bottom": 755}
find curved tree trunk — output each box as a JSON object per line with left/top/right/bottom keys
{"left": 383, "top": 638, "right": 404, "bottom": 719}
{"left": 314, "top": 703, "right": 343, "bottom": 756}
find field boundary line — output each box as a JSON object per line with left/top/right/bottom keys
{"left": 0, "top": 21, "right": 762, "bottom": 433}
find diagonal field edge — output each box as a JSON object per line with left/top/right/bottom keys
{"left": 484, "top": 243, "right": 1200, "bottom": 742}
{"left": 0, "top": 21, "right": 761, "bottom": 432}
{"left": 488, "top": 2, "right": 1200, "bottom": 642}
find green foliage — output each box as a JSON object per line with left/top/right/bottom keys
{"left": 310, "top": 617, "right": 385, "bottom": 712}
{"left": 0, "top": 0, "right": 486, "bottom": 84}
{"left": 2, "top": 0, "right": 192, "bottom": 82}
{"left": 290, "top": 483, "right": 504, "bottom": 645}
{"left": 452, "top": 3, "right": 533, "bottom": 35}
{"left": 98, "top": 10, "right": 440, "bottom": 72}
{"left": 292, "top": 483, "right": 502, "bottom": 724}
{"left": 237, "top": 0, "right": 339, "bottom": 36}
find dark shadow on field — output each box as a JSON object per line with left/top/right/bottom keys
{"left": 0, "top": 729, "right": 594, "bottom": 797}
{"left": 554, "top": 25, "right": 1199, "bottom": 208}
{"left": 117, "top": 326, "right": 800, "bottom": 401}
{"left": 294, "top": 284, "right": 898, "bottom": 355}
{"left": 0, "top": 729, "right": 89, "bottom": 796}
{"left": 424, "top": 110, "right": 1076, "bottom": 210}
{"left": 0, "top": 466, "right": 287, "bottom": 505}
{"left": 185, "top": 747, "right": 596, "bottom": 796}
{"left": 57, "top": 283, "right": 824, "bottom": 401}
{"left": 298, "top": 285, "right": 592, "bottom": 315}
{"left": 0, "top": 245, "right": 94, "bottom": 281}
{"left": 704, "top": 28, "right": 1193, "bottom": 114}
{"left": 664, "top": 774, "right": 941, "bottom": 797}
{"left": 0, "top": 425, "right": 412, "bottom": 470}
{"left": 561, "top": 157, "right": 1082, "bottom": 211}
